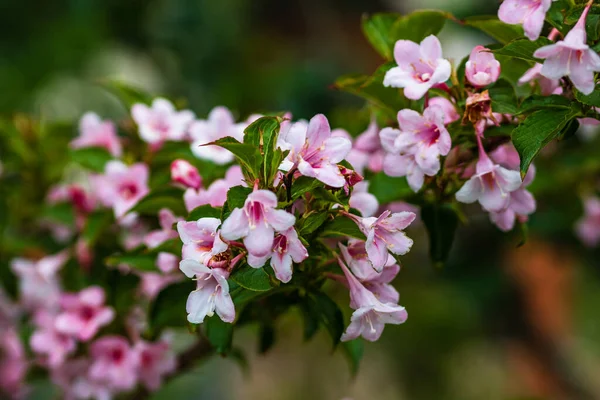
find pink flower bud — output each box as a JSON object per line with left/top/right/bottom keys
{"left": 465, "top": 46, "right": 500, "bottom": 87}
{"left": 171, "top": 159, "right": 202, "bottom": 190}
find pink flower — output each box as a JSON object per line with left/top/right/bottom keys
{"left": 0, "top": 329, "right": 28, "bottom": 399}
{"left": 428, "top": 97, "right": 460, "bottom": 125}
{"left": 576, "top": 196, "right": 600, "bottom": 247}
{"left": 278, "top": 114, "right": 351, "bottom": 187}
{"left": 349, "top": 181, "right": 379, "bottom": 218}
{"left": 247, "top": 227, "right": 308, "bottom": 283}
{"left": 89, "top": 336, "right": 138, "bottom": 391}
{"left": 71, "top": 112, "right": 122, "bottom": 157}
{"left": 131, "top": 98, "right": 194, "bottom": 145}
{"left": 156, "top": 252, "right": 179, "bottom": 274}
{"left": 55, "top": 286, "right": 115, "bottom": 341}
{"left": 134, "top": 340, "right": 176, "bottom": 391}
{"left": 179, "top": 259, "right": 235, "bottom": 323}
{"left": 30, "top": 311, "right": 76, "bottom": 367}
{"left": 183, "top": 166, "right": 244, "bottom": 212}
{"left": 518, "top": 63, "right": 562, "bottom": 95}
{"left": 533, "top": 2, "right": 600, "bottom": 94}
{"left": 220, "top": 189, "right": 296, "bottom": 257}
{"left": 189, "top": 106, "right": 244, "bottom": 165}
{"left": 465, "top": 45, "right": 501, "bottom": 87}
{"left": 139, "top": 272, "right": 181, "bottom": 299}
{"left": 498, "top": 0, "right": 553, "bottom": 41}
{"left": 350, "top": 210, "right": 415, "bottom": 271}
{"left": 383, "top": 35, "right": 451, "bottom": 100}
{"left": 144, "top": 208, "right": 181, "bottom": 249}
{"left": 170, "top": 159, "right": 202, "bottom": 190}
{"left": 10, "top": 251, "right": 68, "bottom": 310}
{"left": 342, "top": 120, "right": 386, "bottom": 175}
{"left": 51, "top": 358, "right": 113, "bottom": 400}
{"left": 380, "top": 105, "right": 451, "bottom": 192}
{"left": 177, "top": 217, "right": 228, "bottom": 264}
{"left": 455, "top": 138, "right": 522, "bottom": 212}
{"left": 95, "top": 161, "right": 149, "bottom": 219}
{"left": 338, "top": 259, "right": 407, "bottom": 342}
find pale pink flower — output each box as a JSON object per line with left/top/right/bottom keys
{"left": 131, "top": 98, "right": 194, "bottom": 145}
{"left": 51, "top": 358, "right": 113, "bottom": 400}
{"left": 95, "top": 161, "right": 149, "bottom": 219}
{"left": 144, "top": 208, "right": 181, "bottom": 249}
{"left": 134, "top": 340, "right": 176, "bottom": 391}
{"left": 576, "top": 196, "right": 600, "bottom": 247}
{"left": 179, "top": 259, "right": 235, "bottom": 323}
{"left": 338, "top": 259, "right": 407, "bottom": 342}
{"left": 10, "top": 251, "right": 68, "bottom": 310}
{"left": 349, "top": 181, "right": 379, "bottom": 218}
{"left": 55, "top": 286, "right": 115, "bottom": 341}
{"left": 71, "top": 112, "right": 122, "bottom": 157}
{"left": 428, "top": 97, "right": 460, "bottom": 125}
{"left": 30, "top": 311, "right": 76, "bottom": 367}
{"left": 220, "top": 189, "right": 296, "bottom": 257}
{"left": 383, "top": 35, "right": 451, "bottom": 100}
{"left": 89, "top": 336, "right": 138, "bottom": 391}
{"left": 465, "top": 45, "right": 501, "bottom": 87}
{"left": 189, "top": 106, "right": 244, "bottom": 165}
{"left": 498, "top": 0, "right": 553, "bottom": 41}
{"left": 533, "top": 2, "right": 600, "bottom": 94}
{"left": 139, "top": 272, "right": 181, "bottom": 299}
{"left": 349, "top": 210, "right": 415, "bottom": 271}
{"left": 247, "top": 227, "right": 308, "bottom": 283}
{"left": 156, "top": 252, "right": 179, "bottom": 274}
{"left": 177, "top": 217, "right": 228, "bottom": 264}
{"left": 278, "top": 114, "right": 351, "bottom": 187}
{"left": 0, "top": 329, "right": 28, "bottom": 399}
{"left": 342, "top": 120, "right": 386, "bottom": 175}
{"left": 170, "top": 159, "right": 202, "bottom": 190}
{"left": 518, "top": 63, "right": 562, "bottom": 95}
{"left": 183, "top": 165, "right": 244, "bottom": 212}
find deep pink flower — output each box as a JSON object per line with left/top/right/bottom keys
{"left": 383, "top": 35, "right": 451, "bottom": 100}
{"left": 247, "top": 227, "right": 308, "bottom": 283}
{"left": 465, "top": 45, "right": 501, "bottom": 87}
{"left": 338, "top": 259, "right": 407, "bottom": 342}
{"left": 576, "top": 196, "right": 600, "bottom": 247}
{"left": 220, "top": 189, "right": 295, "bottom": 257}
{"left": 428, "top": 97, "right": 460, "bottom": 125}
{"left": 133, "top": 340, "right": 176, "bottom": 391}
{"left": 177, "top": 217, "right": 228, "bottom": 264}
{"left": 189, "top": 106, "right": 244, "bottom": 165}
{"left": 498, "top": 0, "right": 553, "bottom": 41}
{"left": 55, "top": 286, "right": 115, "bottom": 341}
{"left": 518, "top": 63, "right": 562, "bottom": 95}
{"left": 71, "top": 112, "right": 122, "bottom": 157}
{"left": 0, "top": 329, "right": 28, "bottom": 398}
{"left": 170, "top": 159, "right": 202, "bottom": 190}
{"left": 278, "top": 114, "right": 351, "bottom": 187}
{"left": 89, "top": 336, "right": 138, "bottom": 391}
{"left": 95, "top": 161, "right": 149, "bottom": 219}
{"left": 179, "top": 259, "right": 235, "bottom": 323}
{"left": 349, "top": 181, "right": 379, "bottom": 218}
{"left": 350, "top": 210, "right": 415, "bottom": 271}
{"left": 183, "top": 165, "right": 244, "bottom": 212}
{"left": 533, "top": 2, "right": 600, "bottom": 95}
{"left": 30, "top": 311, "right": 76, "bottom": 367}
{"left": 131, "top": 98, "right": 194, "bottom": 145}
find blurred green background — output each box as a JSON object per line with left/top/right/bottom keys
{"left": 5, "top": 0, "right": 600, "bottom": 399}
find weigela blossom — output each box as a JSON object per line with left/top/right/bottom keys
{"left": 340, "top": 120, "right": 386, "bottom": 175}
{"left": 133, "top": 340, "right": 176, "bottom": 391}
{"left": 183, "top": 166, "right": 244, "bottom": 212}
{"left": 55, "top": 286, "right": 115, "bottom": 342}
{"left": 131, "top": 98, "right": 194, "bottom": 145}
{"left": 89, "top": 336, "right": 138, "bottom": 391}
{"left": 576, "top": 196, "right": 600, "bottom": 247}
{"left": 71, "top": 112, "right": 122, "bottom": 157}
{"left": 533, "top": 2, "right": 600, "bottom": 95}
{"left": 179, "top": 259, "right": 235, "bottom": 324}
{"left": 429, "top": 97, "right": 460, "bottom": 125}
{"left": 247, "top": 227, "right": 308, "bottom": 283}
{"left": 144, "top": 208, "right": 181, "bottom": 249}
{"left": 348, "top": 210, "right": 415, "bottom": 271}
{"left": 380, "top": 105, "right": 451, "bottom": 192}
{"left": 189, "top": 106, "right": 245, "bottom": 165}
{"left": 338, "top": 259, "right": 407, "bottom": 342}
{"left": 177, "top": 217, "right": 228, "bottom": 264}
{"left": 171, "top": 159, "right": 202, "bottom": 190}
{"left": 465, "top": 45, "right": 501, "bottom": 87}
{"left": 383, "top": 35, "right": 451, "bottom": 100}
{"left": 0, "top": 329, "right": 28, "bottom": 398}
{"left": 220, "top": 189, "right": 295, "bottom": 257}
{"left": 30, "top": 311, "right": 76, "bottom": 367}
{"left": 278, "top": 114, "right": 351, "bottom": 188}
{"left": 518, "top": 63, "right": 562, "bottom": 95}
{"left": 95, "top": 161, "right": 150, "bottom": 220}
{"left": 349, "top": 181, "right": 379, "bottom": 218}
{"left": 498, "top": 0, "right": 553, "bottom": 41}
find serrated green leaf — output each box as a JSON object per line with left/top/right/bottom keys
{"left": 489, "top": 79, "right": 518, "bottom": 115}
{"left": 188, "top": 205, "right": 222, "bottom": 220}
{"left": 291, "top": 176, "right": 324, "bottom": 200}
{"left": 298, "top": 211, "right": 330, "bottom": 236}
{"left": 575, "top": 86, "right": 600, "bottom": 107}
{"left": 421, "top": 203, "right": 459, "bottom": 268}
{"left": 493, "top": 38, "right": 553, "bottom": 62}
{"left": 129, "top": 187, "right": 186, "bottom": 216}
{"left": 211, "top": 137, "right": 261, "bottom": 181}
{"left": 361, "top": 13, "right": 399, "bottom": 60}
{"left": 149, "top": 281, "right": 194, "bottom": 333}
{"left": 518, "top": 95, "right": 573, "bottom": 114}
{"left": 226, "top": 186, "right": 252, "bottom": 210}
{"left": 243, "top": 117, "right": 282, "bottom": 187}
{"left": 69, "top": 147, "right": 113, "bottom": 172}
{"left": 229, "top": 264, "right": 274, "bottom": 291}
{"left": 464, "top": 16, "right": 524, "bottom": 44}
{"left": 321, "top": 215, "right": 366, "bottom": 240}
{"left": 205, "top": 315, "right": 234, "bottom": 355}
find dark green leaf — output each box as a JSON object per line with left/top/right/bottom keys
{"left": 229, "top": 264, "right": 274, "bottom": 291}
{"left": 258, "top": 323, "right": 276, "bottom": 354}
{"left": 291, "top": 176, "right": 324, "bottom": 200}
{"left": 389, "top": 10, "right": 450, "bottom": 47}
{"left": 302, "top": 292, "right": 344, "bottom": 348}
{"left": 321, "top": 215, "right": 366, "bottom": 240}
{"left": 129, "top": 187, "right": 186, "bottom": 216}
{"left": 188, "top": 205, "right": 222, "bottom": 220}
{"left": 41, "top": 203, "right": 75, "bottom": 226}
{"left": 361, "top": 13, "right": 398, "bottom": 60}
{"left": 493, "top": 38, "right": 553, "bottom": 62}
{"left": 489, "top": 79, "right": 518, "bottom": 115}
{"left": 211, "top": 137, "right": 261, "bottom": 181}
{"left": 299, "top": 302, "right": 320, "bottom": 341}
{"left": 82, "top": 211, "right": 114, "bottom": 244}
{"left": 149, "top": 281, "right": 195, "bottom": 332}
{"left": 342, "top": 339, "right": 364, "bottom": 376}
{"left": 107, "top": 271, "right": 141, "bottom": 316}
{"left": 421, "top": 203, "right": 459, "bottom": 268}
{"left": 99, "top": 80, "right": 153, "bottom": 109}
{"left": 226, "top": 186, "right": 253, "bottom": 209}
{"left": 369, "top": 172, "right": 413, "bottom": 203}
{"left": 575, "top": 86, "right": 600, "bottom": 107}
{"left": 298, "top": 211, "right": 330, "bottom": 236}
{"left": 464, "top": 16, "right": 524, "bottom": 44}
{"left": 229, "top": 281, "right": 269, "bottom": 305}
{"left": 243, "top": 117, "right": 282, "bottom": 186}
{"left": 205, "top": 315, "right": 234, "bottom": 355}
{"left": 69, "top": 147, "right": 113, "bottom": 172}
{"left": 518, "top": 95, "right": 573, "bottom": 114}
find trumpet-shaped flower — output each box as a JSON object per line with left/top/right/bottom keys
{"left": 183, "top": 166, "right": 244, "bottom": 212}
{"left": 95, "top": 161, "right": 150, "bottom": 220}
{"left": 144, "top": 208, "right": 181, "bottom": 249}
{"left": 349, "top": 181, "right": 379, "bottom": 218}
{"left": 30, "top": 311, "right": 76, "bottom": 367}
{"left": 132, "top": 98, "right": 194, "bottom": 145}
{"left": 498, "top": 0, "right": 553, "bottom": 41}
{"left": 177, "top": 217, "right": 228, "bottom": 264}
{"left": 89, "top": 336, "right": 138, "bottom": 390}
{"left": 133, "top": 340, "right": 176, "bottom": 391}
{"left": 189, "top": 106, "right": 244, "bottom": 165}
{"left": 71, "top": 112, "right": 122, "bottom": 157}
{"left": 383, "top": 35, "right": 451, "bottom": 100}
{"left": 518, "top": 63, "right": 562, "bottom": 95}
{"left": 465, "top": 45, "right": 501, "bottom": 87}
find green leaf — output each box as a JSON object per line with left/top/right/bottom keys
{"left": 565, "top": 4, "right": 600, "bottom": 41}
{"left": 229, "top": 281, "right": 269, "bottom": 305}
{"left": 369, "top": 172, "right": 412, "bottom": 203}
{"left": 243, "top": 117, "right": 282, "bottom": 186}
{"left": 321, "top": 215, "right": 366, "bottom": 240}
{"left": 258, "top": 323, "right": 276, "bottom": 354}
{"left": 69, "top": 147, "right": 113, "bottom": 172}
{"left": 575, "top": 86, "right": 600, "bottom": 107}
{"left": 342, "top": 339, "right": 364, "bottom": 376}
{"left": 41, "top": 203, "right": 75, "bottom": 226}
{"left": 421, "top": 203, "right": 459, "bottom": 268}
{"left": 226, "top": 186, "right": 253, "bottom": 210}
{"left": 211, "top": 137, "right": 261, "bottom": 181}
{"left": 188, "top": 205, "right": 222, "bottom": 220}
{"left": 512, "top": 106, "right": 581, "bottom": 176}
{"left": 518, "top": 94, "right": 573, "bottom": 114}
{"left": 105, "top": 253, "right": 158, "bottom": 272}
{"left": 98, "top": 80, "right": 153, "bottom": 109}
{"left": 129, "top": 186, "right": 186, "bottom": 216}
{"left": 489, "top": 79, "right": 518, "bottom": 115}
{"left": 493, "top": 38, "right": 553, "bottom": 62}
{"left": 390, "top": 10, "right": 450, "bottom": 47}
{"left": 107, "top": 271, "right": 141, "bottom": 316}
{"left": 82, "top": 211, "right": 114, "bottom": 244}
{"left": 205, "top": 315, "right": 234, "bottom": 355}
{"left": 361, "top": 13, "right": 398, "bottom": 60}
{"left": 229, "top": 264, "right": 274, "bottom": 291}
{"left": 291, "top": 176, "right": 324, "bottom": 200}
{"left": 302, "top": 292, "right": 344, "bottom": 348}
{"left": 298, "top": 211, "right": 330, "bottom": 236}
{"left": 149, "top": 281, "right": 195, "bottom": 333}
{"left": 464, "top": 16, "right": 524, "bottom": 44}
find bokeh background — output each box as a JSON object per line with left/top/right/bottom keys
{"left": 3, "top": 0, "right": 600, "bottom": 399}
